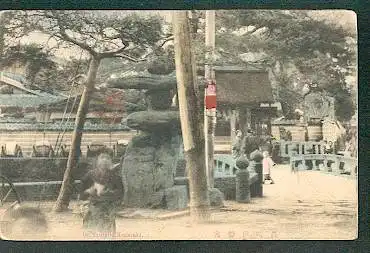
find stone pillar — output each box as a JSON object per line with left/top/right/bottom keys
{"left": 238, "top": 107, "right": 249, "bottom": 135}
{"left": 250, "top": 150, "right": 264, "bottom": 197}
{"left": 246, "top": 107, "right": 252, "bottom": 131}
{"left": 106, "top": 72, "right": 184, "bottom": 209}
{"left": 302, "top": 158, "right": 308, "bottom": 170}
{"left": 235, "top": 157, "right": 250, "bottom": 203}
{"left": 230, "top": 109, "right": 237, "bottom": 142}
{"left": 332, "top": 157, "right": 341, "bottom": 174}
{"left": 323, "top": 156, "right": 330, "bottom": 172}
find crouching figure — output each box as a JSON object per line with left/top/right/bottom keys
{"left": 79, "top": 153, "right": 124, "bottom": 235}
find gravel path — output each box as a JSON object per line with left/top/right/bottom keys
{"left": 1, "top": 165, "right": 357, "bottom": 240}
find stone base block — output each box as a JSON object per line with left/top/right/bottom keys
{"left": 214, "top": 177, "right": 236, "bottom": 200}
{"left": 147, "top": 190, "right": 166, "bottom": 208}
{"left": 209, "top": 188, "right": 225, "bottom": 207}
{"left": 165, "top": 185, "right": 188, "bottom": 210}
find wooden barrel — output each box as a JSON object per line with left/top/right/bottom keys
{"left": 288, "top": 125, "right": 306, "bottom": 141}
{"left": 271, "top": 126, "right": 280, "bottom": 139}
{"left": 307, "top": 125, "right": 323, "bottom": 141}
{"left": 271, "top": 125, "right": 305, "bottom": 141}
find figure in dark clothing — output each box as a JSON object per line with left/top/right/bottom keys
{"left": 260, "top": 136, "right": 273, "bottom": 154}
{"left": 324, "top": 141, "right": 334, "bottom": 154}
{"left": 241, "top": 130, "right": 260, "bottom": 159}
{"left": 232, "top": 130, "right": 243, "bottom": 159}
{"left": 80, "top": 153, "right": 124, "bottom": 234}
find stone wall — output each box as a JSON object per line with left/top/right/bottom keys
{"left": 0, "top": 157, "right": 92, "bottom": 201}
{"left": 0, "top": 158, "right": 92, "bottom": 182}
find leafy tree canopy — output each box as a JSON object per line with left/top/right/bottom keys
{"left": 0, "top": 10, "right": 168, "bottom": 102}
{"left": 211, "top": 10, "right": 356, "bottom": 121}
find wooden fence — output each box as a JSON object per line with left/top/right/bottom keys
{"left": 0, "top": 130, "right": 232, "bottom": 157}
{"left": 0, "top": 130, "right": 137, "bottom": 157}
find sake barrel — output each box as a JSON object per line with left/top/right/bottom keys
{"left": 307, "top": 124, "right": 323, "bottom": 141}
{"left": 288, "top": 125, "right": 306, "bottom": 141}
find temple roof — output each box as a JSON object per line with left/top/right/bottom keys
{"left": 105, "top": 65, "right": 274, "bottom": 106}
{"left": 0, "top": 71, "right": 68, "bottom": 98}
{"left": 0, "top": 94, "right": 65, "bottom": 108}
{"left": 43, "top": 89, "right": 134, "bottom": 112}
{"left": 213, "top": 66, "right": 274, "bottom": 106}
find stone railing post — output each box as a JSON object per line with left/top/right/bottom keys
{"left": 235, "top": 156, "right": 250, "bottom": 203}
{"left": 332, "top": 156, "right": 341, "bottom": 174}
{"left": 312, "top": 159, "right": 318, "bottom": 170}
{"left": 250, "top": 150, "right": 264, "bottom": 197}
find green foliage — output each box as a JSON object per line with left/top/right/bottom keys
{"left": 147, "top": 45, "right": 175, "bottom": 75}
{"left": 1, "top": 10, "right": 166, "bottom": 95}
{"left": 2, "top": 11, "right": 165, "bottom": 56}
{"left": 214, "top": 10, "right": 356, "bottom": 121}
{"left": 1, "top": 44, "right": 56, "bottom": 86}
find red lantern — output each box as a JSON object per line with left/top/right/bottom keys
{"left": 205, "top": 80, "right": 217, "bottom": 109}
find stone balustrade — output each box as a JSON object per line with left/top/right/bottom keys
{"left": 290, "top": 154, "right": 357, "bottom": 177}
{"left": 213, "top": 154, "right": 260, "bottom": 200}
{"left": 279, "top": 140, "right": 326, "bottom": 158}
{"left": 214, "top": 154, "right": 258, "bottom": 182}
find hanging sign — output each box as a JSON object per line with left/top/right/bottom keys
{"left": 205, "top": 80, "right": 217, "bottom": 109}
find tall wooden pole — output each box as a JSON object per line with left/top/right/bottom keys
{"left": 205, "top": 10, "right": 216, "bottom": 189}
{"left": 172, "top": 11, "right": 210, "bottom": 222}
{"left": 54, "top": 57, "right": 100, "bottom": 212}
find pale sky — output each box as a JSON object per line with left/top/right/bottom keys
{"left": 14, "top": 10, "right": 357, "bottom": 61}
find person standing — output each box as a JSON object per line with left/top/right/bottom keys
{"left": 324, "top": 141, "right": 334, "bottom": 154}
{"left": 241, "top": 129, "right": 260, "bottom": 159}
{"left": 232, "top": 130, "right": 243, "bottom": 159}
{"left": 262, "top": 151, "right": 276, "bottom": 184}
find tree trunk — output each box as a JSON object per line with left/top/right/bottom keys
{"left": 173, "top": 11, "right": 210, "bottom": 222}
{"left": 54, "top": 57, "right": 101, "bottom": 212}
{"left": 238, "top": 106, "right": 249, "bottom": 135}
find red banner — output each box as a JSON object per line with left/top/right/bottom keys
{"left": 205, "top": 80, "right": 217, "bottom": 109}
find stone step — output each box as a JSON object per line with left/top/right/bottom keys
{"left": 155, "top": 209, "right": 190, "bottom": 220}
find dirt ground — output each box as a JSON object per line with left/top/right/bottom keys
{"left": 1, "top": 165, "right": 357, "bottom": 240}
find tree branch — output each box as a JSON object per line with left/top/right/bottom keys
{"left": 57, "top": 28, "right": 97, "bottom": 57}
{"left": 98, "top": 44, "right": 128, "bottom": 58}
{"left": 158, "top": 36, "right": 174, "bottom": 48}
{"left": 110, "top": 53, "right": 145, "bottom": 62}
{"left": 51, "top": 12, "right": 97, "bottom": 56}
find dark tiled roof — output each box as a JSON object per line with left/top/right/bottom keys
{"left": 215, "top": 68, "right": 273, "bottom": 105}
{"left": 198, "top": 65, "right": 265, "bottom": 74}
{"left": 46, "top": 90, "right": 128, "bottom": 112}
{"left": 1, "top": 72, "right": 68, "bottom": 98}
{"left": 0, "top": 94, "right": 65, "bottom": 108}
{"left": 0, "top": 122, "right": 130, "bottom": 131}
{"left": 105, "top": 65, "right": 273, "bottom": 106}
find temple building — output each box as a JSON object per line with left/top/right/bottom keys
{"left": 0, "top": 72, "right": 134, "bottom": 157}
{"left": 199, "top": 65, "right": 279, "bottom": 140}
{"left": 0, "top": 71, "right": 66, "bottom": 119}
